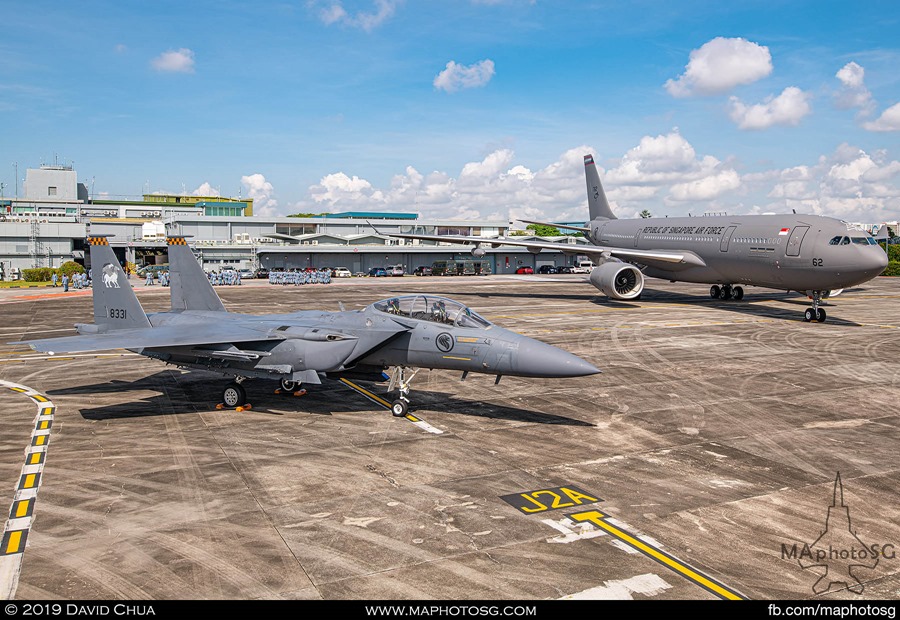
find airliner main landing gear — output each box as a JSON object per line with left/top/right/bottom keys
{"left": 804, "top": 291, "right": 827, "bottom": 323}
{"left": 710, "top": 284, "right": 744, "bottom": 301}
{"left": 388, "top": 366, "right": 420, "bottom": 417}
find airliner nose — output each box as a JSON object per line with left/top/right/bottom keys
{"left": 511, "top": 337, "right": 601, "bottom": 378}
{"left": 872, "top": 248, "right": 889, "bottom": 272}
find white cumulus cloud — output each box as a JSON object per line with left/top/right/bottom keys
{"left": 150, "top": 48, "right": 195, "bottom": 73}
{"left": 192, "top": 183, "right": 220, "bottom": 197}
{"left": 434, "top": 59, "right": 495, "bottom": 93}
{"left": 669, "top": 170, "right": 741, "bottom": 201}
{"left": 242, "top": 173, "right": 279, "bottom": 217}
{"left": 315, "top": 0, "right": 400, "bottom": 31}
{"left": 728, "top": 86, "right": 812, "bottom": 130}
{"left": 664, "top": 37, "right": 772, "bottom": 97}
{"left": 834, "top": 62, "right": 874, "bottom": 113}
{"left": 863, "top": 102, "right": 900, "bottom": 132}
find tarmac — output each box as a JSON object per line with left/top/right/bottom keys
{"left": 0, "top": 273, "right": 898, "bottom": 601}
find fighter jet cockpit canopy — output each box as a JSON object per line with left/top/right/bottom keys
{"left": 373, "top": 295, "right": 492, "bottom": 328}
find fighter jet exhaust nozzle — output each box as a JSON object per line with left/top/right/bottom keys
{"left": 590, "top": 262, "right": 644, "bottom": 300}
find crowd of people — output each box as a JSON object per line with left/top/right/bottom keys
{"left": 207, "top": 270, "right": 241, "bottom": 286}
{"left": 268, "top": 269, "right": 332, "bottom": 285}
{"left": 51, "top": 269, "right": 92, "bottom": 292}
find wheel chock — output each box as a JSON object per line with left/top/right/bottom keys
{"left": 215, "top": 403, "right": 225, "bottom": 410}
{"left": 243, "top": 403, "right": 253, "bottom": 410}
{"left": 236, "top": 406, "right": 244, "bottom": 412}
{"left": 293, "top": 389, "right": 307, "bottom": 397}
{"left": 274, "top": 389, "right": 282, "bottom": 394}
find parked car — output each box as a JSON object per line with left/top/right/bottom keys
{"left": 368, "top": 267, "right": 388, "bottom": 277}
{"left": 238, "top": 269, "right": 254, "bottom": 279}
{"left": 537, "top": 265, "right": 558, "bottom": 274}
{"left": 515, "top": 266, "right": 534, "bottom": 274}
{"left": 413, "top": 265, "right": 433, "bottom": 276}
{"left": 557, "top": 265, "right": 574, "bottom": 274}
{"left": 389, "top": 264, "right": 405, "bottom": 277}
{"left": 333, "top": 267, "right": 352, "bottom": 278}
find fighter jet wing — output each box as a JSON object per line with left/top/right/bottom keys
{"left": 11, "top": 323, "right": 287, "bottom": 354}
{"left": 380, "top": 231, "right": 706, "bottom": 268}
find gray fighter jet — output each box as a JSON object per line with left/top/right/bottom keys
{"left": 13, "top": 235, "right": 599, "bottom": 417}
{"left": 380, "top": 154, "right": 888, "bottom": 322}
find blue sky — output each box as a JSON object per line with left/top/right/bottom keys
{"left": 2, "top": 1, "right": 899, "bottom": 224}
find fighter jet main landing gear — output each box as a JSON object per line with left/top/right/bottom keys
{"left": 219, "top": 376, "right": 252, "bottom": 410}
{"left": 388, "top": 366, "right": 419, "bottom": 417}
{"left": 710, "top": 284, "right": 744, "bottom": 300}
{"left": 276, "top": 378, "right": 307, "bottom": 397}
{"left": 804, "top": 291, "right": 827, "bottom": 323}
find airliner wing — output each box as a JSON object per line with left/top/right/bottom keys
{"left": 381, "top": 231, "right": 706, "bottom": 268}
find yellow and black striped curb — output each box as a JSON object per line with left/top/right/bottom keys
{"left": 1, "top": 381, "right": 54, "bottom": 561}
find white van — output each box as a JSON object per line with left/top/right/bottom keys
{"left": 571, "top": 260, "right": 595, "bottom": 274}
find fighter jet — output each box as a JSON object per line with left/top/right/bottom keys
{"left": 12, "top": 235, "right": 599, "bottom": 417}
{"left": 379, "top": 154, "right": 888, "bottom": 322}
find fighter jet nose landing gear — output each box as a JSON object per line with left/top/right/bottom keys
{"left": 389, "top": 366, "right": 418, "bottom": 417}
{"left": 804, "top": 291, "right": 827, "bottom": 323}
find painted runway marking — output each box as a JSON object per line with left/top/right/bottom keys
{"left": 0, "top": 380, "right": 55, "bottom": 600}
{"left": 569, "top": 509, "right": 746, "bottom": 600}
{"left": 338, "top": 378, "right": 444, "bottom": 434}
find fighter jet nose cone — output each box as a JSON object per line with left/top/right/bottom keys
{"left": 513, "top": 338, "right": 601, "bottom": 378}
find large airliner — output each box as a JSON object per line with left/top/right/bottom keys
{"left": 381, "top": 154, "right": 888, "bottom": 322}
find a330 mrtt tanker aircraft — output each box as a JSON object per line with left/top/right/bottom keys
{"left": 381, "top": 154, "right": 888, "bottom": 322}
{"left": 12, "top": 235, "right": 599, "bottom": 417}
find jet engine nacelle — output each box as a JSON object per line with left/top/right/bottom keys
{"left": 589, "top": 262, "right": 644, "bottom": 300}
{"left": 471, "top": 245, "right": 486, "bottom": 257}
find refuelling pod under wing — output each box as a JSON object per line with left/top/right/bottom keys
{"left": 589, "top": 262, "right": 644, "bottom": 300}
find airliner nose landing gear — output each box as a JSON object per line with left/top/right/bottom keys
{"left": 710, "top": 284, "right": 744, "bottom": 301}
{"left": 804, "top": 291, "right": 827, "bottom": 323}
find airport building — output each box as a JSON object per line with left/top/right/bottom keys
{"left": 1, "top": 162, "right": 593, "bottom": 279}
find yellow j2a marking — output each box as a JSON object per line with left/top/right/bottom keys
{"left": 568, "top": 510, "right": 745, "bottom": 600}
{"left": 501, "top": 486, "right": 600, "bottom": 514}
{"left": 2, "top": 530, "right": 27, "bottom": 555}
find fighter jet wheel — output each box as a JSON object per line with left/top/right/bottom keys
{"left": 710, "top": 285, "right": 720, "bottom": 299}
{"left": 804, "top": 308, "right": 815, "bottom": 322}
{"left": 223, "top": 383, "right": 247, "bottom": 408}
{"left": 816, "top": 308, "right": 826, "bottom": 323}
{"left": 391, "top": 399, "right": 409, "bottom": 417}
{"left": 733, "top": 286, "right": 744, "bottom": 300}
{"left": 280, "top": 379, "right": 299, "bottom": 392}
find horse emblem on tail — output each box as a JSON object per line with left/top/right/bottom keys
{"left": 102, "top": 263, "right": 120, "bottom": 288}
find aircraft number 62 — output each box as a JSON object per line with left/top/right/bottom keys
{"left": 812, "top": 258, "right": 823, "bottom": 267}
{"left": 109, "top": 308, "right": 127, "bottom": 319}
